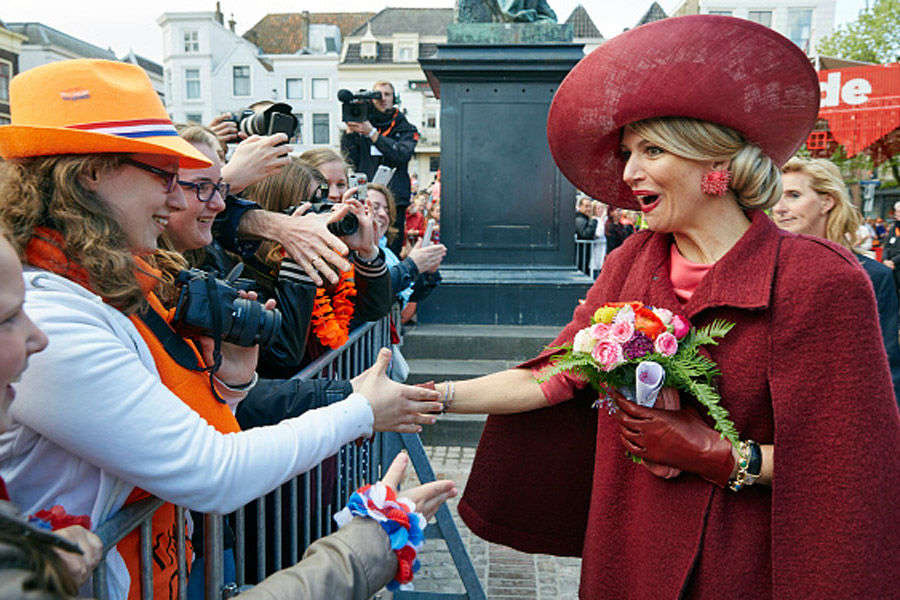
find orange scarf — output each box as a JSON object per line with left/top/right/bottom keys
{"left": 311, "top": 266, "right": 357, "bottom": 349}
{"left": 26, "top": 229, "right": 240, "bottom": 599}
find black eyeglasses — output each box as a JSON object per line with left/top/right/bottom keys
{"left": 177, "top": 179, "right": 230, "bottom": 202}
{"left": 123, "top": 158, "right": 178, "bottom": 193}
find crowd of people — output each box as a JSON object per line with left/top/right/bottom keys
{"left": 0, "top": 12, "right": 897, "bottom": 600}
{"left": 0, "top": 58, "right": 452, "bottom": 600}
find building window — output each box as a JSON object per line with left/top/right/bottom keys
{"left": 325, "top": 37, "right": 338, "bottom": 53}
{"left": 747, "top": 10, "right": 772, "bottom": 27}
{"left": 232, "top": 66, "right": 251, "bottom": 97}
{"left": 429, "top": 156, "right": 440, "bottom": 172}
{"left": 788, "top": 8, "right": 814, "bottom": 52}
{"left": 311, "top": 78, "right": 329, "bottom": 100}
{"left": 425, "top": 112, "right": 437, "bottom": 129}
{"left": 312, "top": 113, "right": 329, "bottom": 144}
{"left": 707, "top": 10, "right": 732, "bottom": 16}
{"left": 184, "top": 30, "right": 199, "bottom": 53}
{"left": 185, "top": 113, "right": 203, "bottom": 123}
{"left": 286, "top": 78, "right": 303, "bottom": 99}
{"left": 185, "top": 69, "right": 200, "bottom": 99}
{"left": 0, "top": 60, "right": 10, "bottom": 102}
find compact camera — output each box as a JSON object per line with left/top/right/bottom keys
{"left": 338, "top": 89, "right": 382, "bottom": 123}
{"left": 227, "top": 103, "right": 298, "bottom": 139}
{"left": 171, "top": 265, "right": 282, "bottom": 347}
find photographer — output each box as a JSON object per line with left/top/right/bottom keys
{"left": 207, "top": 105, "right": 353, "bottom": 289}
{"left": 340, "top": 82, "right": 419, "bottom": 254}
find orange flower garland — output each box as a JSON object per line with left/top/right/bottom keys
{"left": 311, "top": 266, "right": 357, "bottom": 349}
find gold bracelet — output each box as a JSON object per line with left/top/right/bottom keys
{"left": 728, "top": 439, "right": 760, "bottom": 492}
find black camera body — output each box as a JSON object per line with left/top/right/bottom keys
{"left": 172, "top": 266, "right": 282, "bottom": 347}
{"left": 338, "top": 89, "right": 382, "bottom": 123}
{"left": 227, "top": 103, "right": 298, "bottom": 139}
{"left": 281, "top": 200, "right": 359, "bottom": 238}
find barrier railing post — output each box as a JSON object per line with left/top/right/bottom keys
{"left": 203, "top": 514, "right": 224, "bottom": 600}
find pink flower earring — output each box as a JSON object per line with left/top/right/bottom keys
{"left": 701, "top": 169, "right": 732, "bottom": 196}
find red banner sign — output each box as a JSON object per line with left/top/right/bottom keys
{"left": 818, "top": 63, "right": 900, "bottom": 157}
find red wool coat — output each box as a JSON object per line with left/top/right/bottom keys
{"left": 458, "top": 210, "right": 900, "bottom": 599}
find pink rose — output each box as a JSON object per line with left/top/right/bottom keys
{"left": 672, "top": 315, "right": 691, "bottom": 339}
{"left": 609, "top": 320, "right": 635, "bottom": 344}
{"left": 654, "top": 332, "right": 678, "bottom": 357}
{"left": 592, "top": 340, "right": 624, "bottom": 371}
{"left": 589, "top": 322, "right": 611, "bottom": 340}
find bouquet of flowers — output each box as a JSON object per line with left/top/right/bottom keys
{"left": 539, "top": 301, "right": 739, "bottom": 448}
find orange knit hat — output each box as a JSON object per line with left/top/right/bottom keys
{"left": 0, "top": 59, "right": 210, "bottom": 168}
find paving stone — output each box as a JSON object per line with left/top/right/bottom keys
{"left": 395, "top": 443, "right": 581, "bottom": 599}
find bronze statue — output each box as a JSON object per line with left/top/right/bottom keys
{"left": 458, "top": 0, "right": 558, "bottom": 23}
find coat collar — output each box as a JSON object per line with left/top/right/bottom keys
{"left": 644, "top": 210, "right": 781, "bottom": 318}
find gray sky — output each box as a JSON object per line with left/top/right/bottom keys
{"left": 2, "top": 0, "right": 870, "bottom": 64}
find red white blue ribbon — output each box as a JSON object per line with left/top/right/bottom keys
{"left": 66, "top": 118, "right": 178, "bottom": 139}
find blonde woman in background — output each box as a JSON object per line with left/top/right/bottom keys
{"left": 774, "top": 156, "right": 900, "bottom": 401}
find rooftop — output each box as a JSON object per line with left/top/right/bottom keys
{"left": 243, "top": 12, "right": 374, "bottom": 54}
{"left": 348, "top": 8, "right": 455, "bottom": 38}
{"left": 635, "top": 2, "right": 669, "bottom": 27}
{"left": 565, "top": 5, "right": 602, "bottom": 39}
{"left": 7, "top": 22, "right": 116, "bottom": 60}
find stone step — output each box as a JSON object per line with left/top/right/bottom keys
{"left": 401, "top": 323, "right": 559, "bottom": 361}
{"left": 420, "top": 413, "right": 487, "bottom": 448}
{"left": 405, "top": 358, "right": 520, "bottom": 385}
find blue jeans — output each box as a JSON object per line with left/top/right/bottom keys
{"left": 187, "top": 548, "right": 236, "bottom": 600}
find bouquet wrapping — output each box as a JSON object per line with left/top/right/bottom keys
{"left": 539, "top": 301, "right": 739, "bottom": 450}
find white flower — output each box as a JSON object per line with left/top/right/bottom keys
{"left": 614, "top": 304, "right": 635, "bottom": 325}
{"left": 652, "top": 307, "right": 673, "bottom": 325}
{"left": 573, "top": 328, "right": 596, "bottom": 353}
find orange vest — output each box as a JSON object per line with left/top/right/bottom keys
{"left": 117, "top": 259, "right": 242, "bottom": 600}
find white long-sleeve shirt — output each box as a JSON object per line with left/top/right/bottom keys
{"left": 0, "top": 268, "right": 374, "bottom": 598}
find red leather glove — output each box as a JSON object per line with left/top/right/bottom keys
{"left": 612, "top": 397, "right": 736, "bottom": 487}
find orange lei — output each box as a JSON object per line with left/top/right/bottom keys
{"left": 311, "top": 266, "right": 357, "bottom": 349}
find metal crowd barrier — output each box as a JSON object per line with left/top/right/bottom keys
{"left": 575, "top": 236, "right": 604, "bottom": 278}
{"left": 91, "top": 316, "right": 485, "bottom": 600}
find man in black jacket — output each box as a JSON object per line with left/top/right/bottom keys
{"left": 341, "top": 82, "right": 419, "bottom": 254}
{"left": 881, "top": 201, "right": 900, "bottom": 296}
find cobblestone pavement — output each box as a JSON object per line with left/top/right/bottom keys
{"left": 391, "top": 445, "right": 581, "bottom": 600}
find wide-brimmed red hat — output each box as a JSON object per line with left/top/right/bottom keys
{"left": 547, "top": 15, "right": 820, "bottom": 209}
{"left": 0, "top": 59, "right": 210, "bottom": 168}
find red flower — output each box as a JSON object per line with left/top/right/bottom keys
{"left": 634, "top": 307, "right": 667, "bottom": 340}
{"left": 32, "top": 505, "right": 92, "bottom": 531}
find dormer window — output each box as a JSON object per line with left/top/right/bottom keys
{"left": 325, "top": 37, "right": 338, "bottom": 53}
{"left": 361, "top": 39, "right": 377, "bottom": 60}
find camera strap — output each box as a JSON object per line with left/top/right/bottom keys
{"left": 135, "top": 308, "right": 205, "bottom": 372}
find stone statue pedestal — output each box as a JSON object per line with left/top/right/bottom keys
{"left": 418, "top": 38, "right": 592, "bottom": 325}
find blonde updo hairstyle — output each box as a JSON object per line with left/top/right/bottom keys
{"left": 627, "top": 117, "right": 782, "bottom": 210}
{"left": 781, "top": 157, "right": 860, "bottom": 250}
{"left": 299, "top": 147, "right": 348, "bottom": 178}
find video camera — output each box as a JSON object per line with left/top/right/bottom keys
{"left": 338, "top": 89, "right": 383, "bottom": 123}
{"left": 172, "top": 264, "right": 282, "bottom": 347}
{"left": 225, "top": 102, "right": 298, "bottom": 139}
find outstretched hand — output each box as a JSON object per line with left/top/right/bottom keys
{"left": 381, "top": 452, "right": 457, "bottom": 521}
{"left": 352, "top": 348, "right": 443, "bottom": 433}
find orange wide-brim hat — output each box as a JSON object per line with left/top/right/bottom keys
{"left": 547, "top": 15, "right": 820, "bottom": 210}
{"left": 0, "top": 59, "right": 210, "bottom": 168}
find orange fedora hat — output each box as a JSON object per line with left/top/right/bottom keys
{"left": 0, "top": 59, "right": 210, "bottom": 168}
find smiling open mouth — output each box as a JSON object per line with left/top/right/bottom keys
{"left": 637, "top": 195, "right": 660, "bottom": 213}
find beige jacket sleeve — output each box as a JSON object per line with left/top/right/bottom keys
{"left": 237, "top": 518, "right": 398, "bottom": 600}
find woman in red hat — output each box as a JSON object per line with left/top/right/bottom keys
{"left": 0, "top": 59, "right": 445, "bottom": 599}
{"left": 429, "top": 16, "right": 899, "bottom": 599}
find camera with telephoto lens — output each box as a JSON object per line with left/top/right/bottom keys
{"left": 172, "top": 264, "right": 282, "bottom": 347}
{"left": 281, "top": 182, "right": 359, "bottom": 237}
{"left": 227, "top": 103, "right": 298, "bottom": 139}
{"left": 338, "top": 89, "right": 382, "bottom": 123}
